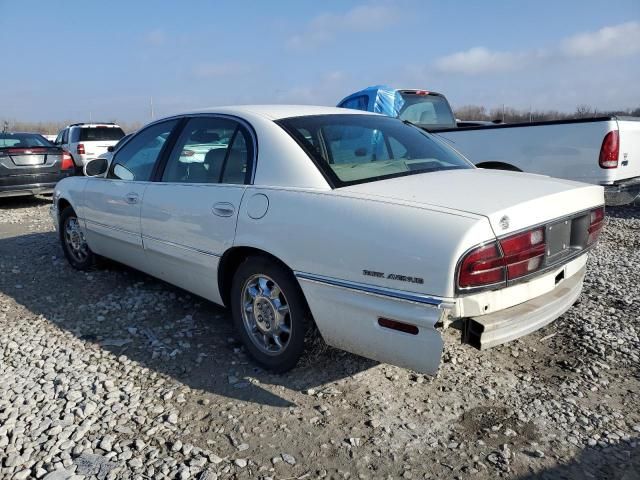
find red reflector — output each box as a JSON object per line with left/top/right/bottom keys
{"left": 415, "top": 90, "right": 430, "bottom": 95}
{"left": 587, "top": 206, "right": 605, "bottom": 245}
{"left": 61, "top": 151, "right": 74, "bottom": 170}
{"left": 77, "top": 143, "right": 85, "bottom": 155}
{"left": 458, "top": 242, "right": 505, "bottom": 288}
{"left": 378, "top": 318, "right": 419, "bottom": 335}
{"left": 599, "top": 130, "right": 619, "bottom": 169}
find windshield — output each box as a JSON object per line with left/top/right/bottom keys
{"left": 277, "top": 114, "right": 472, "bottom": 187}
{"left": 0, "top": 133, "right": 52, "bottom": 148}
{"left": 398, "top": 93, "right": 456, "bottom": 128}
{"left": 78, "top": 127, "right": 125, "bottom": 142}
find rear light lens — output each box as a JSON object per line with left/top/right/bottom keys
{"left": 182, "top": 149, "right": 195, "bottom": 157}
{"left": 77, "top": 143, "right": 85, "bottom": 155}
{"left": 587, "top": 206, "right": 605, "bottom": 245}
{"left": 500, "top": 227, "right": 546, "bottom": 279}
{"left": 458, "top": 208, "right": 605, "bottom": 290}
{"left": 61, "top": 151, "right": 74, "bottom": 170}
{"left": 458, "top": 228, "right": 545, "bottom": 289}
{"left": 458, "top": 242, "right": 505, "bottom": 288}
{"left": 599, "top": 130, "right": 619, "bottom": 169}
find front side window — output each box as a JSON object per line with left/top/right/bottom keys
{"left": 161, "top": 116, "right": 252, "bottom": 184}
{"left": 109, "top": 119, "right": 178, "bottom": 181}
{"left": 278, "top": 114, "right": 472, "bottom": 187}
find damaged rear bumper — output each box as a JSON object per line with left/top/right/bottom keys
{"left": 465, "top": 265, "right": 585, "bottom": 350}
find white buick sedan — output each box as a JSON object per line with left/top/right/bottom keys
{"left": 50, "top": 106, "right": 605, "bottom": 373}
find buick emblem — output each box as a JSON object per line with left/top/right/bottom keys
{"left": 499, "top": 215, "right": 510, "bottom": 230}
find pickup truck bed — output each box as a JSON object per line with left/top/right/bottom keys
{"left": 434, "top": 116, "right": 640, "bottom": 205}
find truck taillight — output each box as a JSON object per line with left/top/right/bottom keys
{"left": 599, "top": 130, "right": 619, "bottom": 169}
{"left": 458, "top": 227, "right": 546, "bottom": 289}
{"left": 61, "top": 151, "right": 74, "bottom": 170}
{"left": 587, "top": 206, "right": 605, "bottom": 245}
{"left": 77, "top": 143, "right": 85, "bottom": 155}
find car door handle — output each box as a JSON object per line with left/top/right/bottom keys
{"left": 125, "top": 192, "right": 139, "bottom": 204}
{"left": 212, "top": 202, "right": 235, "bottom": 217}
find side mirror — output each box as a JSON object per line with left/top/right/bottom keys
{"left": 107, "top": 145, "right": 115, "bottom": 153}
{"left": 84, "top": 157, "right": 108, "bottom": 177}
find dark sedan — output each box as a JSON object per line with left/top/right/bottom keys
{"left": 0, "top": 132, "right": 75, "bottom": 198}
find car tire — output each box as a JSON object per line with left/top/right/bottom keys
{"left": 59, "top": 206, "right": 97, "bottom": 270}
{"left": 230, "top": 256, "right": 308, "bottom": 373}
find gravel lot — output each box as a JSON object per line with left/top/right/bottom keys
{"left": 0, "top": 196, "right": 638, "bottom": 480}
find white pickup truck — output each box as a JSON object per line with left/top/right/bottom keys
{"left": 338, "top": 86, "right": 640, "bottom": 205}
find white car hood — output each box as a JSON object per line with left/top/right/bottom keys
{"left": 339, "top": 168, "right": 604, "bottom": 235}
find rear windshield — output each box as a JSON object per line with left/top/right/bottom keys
{"left": 277, "top": 114, "right": 472, "bottom": 187}
{"left": 0, "top": 133, "right": 52, "bottom": 148}
{"left": 398, "top": 93, "right": 456, "bottom": 129}
{"left": 78, "top": 127, "right": 125, "bottom": 142}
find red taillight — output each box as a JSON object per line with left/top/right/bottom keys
{"left": 77, "top": 143, "right": 85, "bottom": 155}
{"left": 458, "top": 227, "right": 546, "bottom": 289}
{"left": 599, "top": 130, "right": 619, "bottom": 169}
{"left": 415, "top": 90, "right": 430, "bottom": 95}
{"left": 458, "top": 242, "right": 505, "bottom": 288}
{"left": 7, "top": 147, "right": 48, "bottom": 154}
{"left": 500, "top": 228, "right": 546, "bottom": 279}
{"left": 587, "top": 206, "right": 605, "bottom": 245}
{"left": 182, "top": 149, "right": 195, "bottom": 157}
{"left": 61, "top": 151, "right": 74, "bottom": 170}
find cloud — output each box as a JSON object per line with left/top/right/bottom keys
{"left": 561, "top": 21, "right": 640, "bottom": 57}
{"left": 434, "top": 47, "right": 531, "bottom": 75}
{"left": 287, "top": 4, "right": 400, "bottom": 49}
{"left": 192, "top": 62, "right": 254, "bottom": 79}
{"left": 143, "top": 29, "right": 167, "bottom": 46}
{"left": 434, "top": 21, "right": 640, "bottom": 76}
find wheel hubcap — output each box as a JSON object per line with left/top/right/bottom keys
{"left": 64, "top": 217, "right": 89, "bottom": 263}
{"left": 241, "top": 274, "right": 291, "bottom": 355}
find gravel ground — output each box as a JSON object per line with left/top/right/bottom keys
{"left": 0, "top": 195, "right": 638, "bottom": 480}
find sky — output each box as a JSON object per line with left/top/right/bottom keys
{"left": 1, "top": 0, "right": 639, "bottom": 123}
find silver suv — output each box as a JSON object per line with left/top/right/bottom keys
{"left": 54, "top": 123, "right": 125, "bottom": 167}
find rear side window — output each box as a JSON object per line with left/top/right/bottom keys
{"left": 339, "top": 95, "right": 369, "bottom": 111}
{"left": 161, "top": 116, "right": 252, "bottom": 184}
{"left": 79, "top": 127, "right": 125, "bottom": 142}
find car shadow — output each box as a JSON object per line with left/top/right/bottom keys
{"left": 516, "top": 438, "right": 639, "bottom": 479}
{"left": 0, "top": 194, "right": 51, "bottom": 210}
{"left": 606, "top": 203, "right": 640, "bottom": 220}
{"left": 0, "top": 230, "right": 377, "bottom": 408}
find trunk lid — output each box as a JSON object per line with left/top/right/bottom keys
{"left": 339, "top": 169, "right": 604, "bottom": 235}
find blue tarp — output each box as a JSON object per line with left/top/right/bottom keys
{"left": 343, "top": 85, "right": 405, "bottom": 117}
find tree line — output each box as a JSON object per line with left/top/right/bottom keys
{"left": 3, "top": 104, "right": 640, "bottom": 134}
{"left": 453, "top": 105, "right": 640, "bottom": 123}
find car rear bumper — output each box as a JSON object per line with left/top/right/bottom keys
{"left": 464, "top": 264, "right": 585, "bottom": 349}
{"left": 0, "top": 172, "right": 72, "bottom": 198}
{"left": 603, "top": 176, "right": 640, "bottom": 206}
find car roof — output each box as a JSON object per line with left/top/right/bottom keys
{"left": 182, "top": 105, "right": 380, "bottom": 120}
{"left": 67, "top": 123, "right": 122, "bottom": 128}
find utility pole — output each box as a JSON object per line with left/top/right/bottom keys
{"left": 502, "top": 104, "right": 505, "bottom": 123}
{"left": 89, "top": 111, "right": 92, "bottom": 122}
{"left": 150, "top": 97, "right": 154, "bottom": 120}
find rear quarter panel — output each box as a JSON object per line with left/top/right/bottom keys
{"left": 233, "top": 187, "right": 495, "bottom": 299}
{"left": 618, "top": 118, "right": 640, "bottom": 181}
